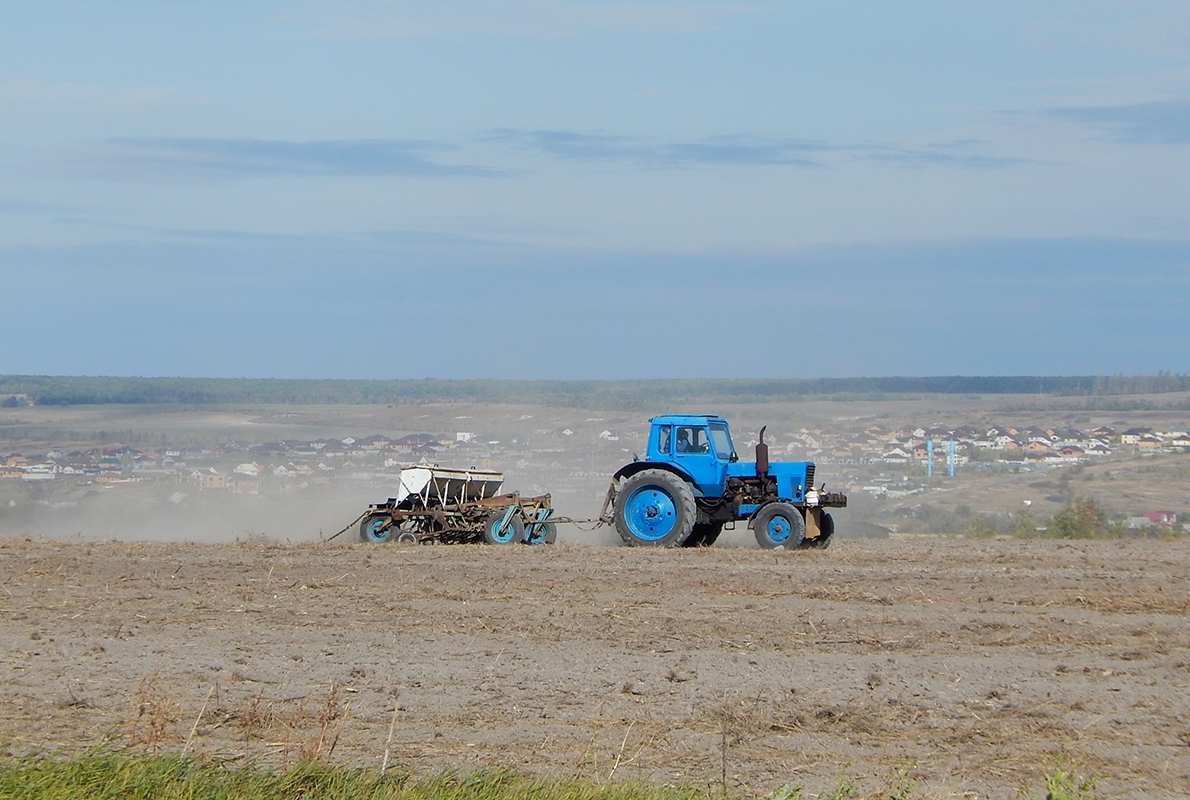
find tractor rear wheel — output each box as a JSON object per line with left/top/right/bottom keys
{"left": 753, "top": 503, "right": 805, "bottom": 549}
{"left": 615, "top": 469, "right": 696, "bottom": 547}
{"left": 800, "top": 511, "right": 835, "bottom": 549}
{"left": 482, "top": 508, "right": 525, "bottom": 545}
{"left": 359, "top": 514, "right": 394, "bottom": 543}
{"left": 683, "top": 521, "right": 724, "bottom": 547}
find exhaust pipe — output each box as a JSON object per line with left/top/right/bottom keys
{"left": 756, "top": 425, "right": 769, "bottom": 479}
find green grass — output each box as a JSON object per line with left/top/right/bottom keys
{"left": 0, "top": 749, "right": 1104, "bottom": 800}
{"left": 1040, "top": 763, "right": 1097, "bottom": 800}
{"left": 0, "top": 750, "right": 709, "bottom": 800}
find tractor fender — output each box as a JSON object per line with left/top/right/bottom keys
{"left": 612, "top": 460, "right": 697, "bottom": 488}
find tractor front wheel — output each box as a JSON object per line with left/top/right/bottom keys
{"left": 752, "top": 503, "right": 805, "bottom": 549}
{"left": 614, "top": 469, "right": 696, "bottom": 547}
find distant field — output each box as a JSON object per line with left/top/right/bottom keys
{"left": 2, "top": 396, "right": 1190, "bottom": 541}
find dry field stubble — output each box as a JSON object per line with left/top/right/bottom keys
{"left": 2, "top": 535, "right": 1189, "bottom": 798}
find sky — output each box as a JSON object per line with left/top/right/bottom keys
{"left": 2, "top": 2, "right": 1189, "bottom": 379}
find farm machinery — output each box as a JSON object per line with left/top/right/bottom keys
{"left": 598, "top": 414, "right": 847, "bottom": 548}
{"left": 356, "top": 466, "right": 556, "bottom": 545}
{"left": 349, "top": 415, "right": 844, "bottom": 550}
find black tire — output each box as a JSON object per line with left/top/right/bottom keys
{"left": 359, "top": 513, "right": 393, "bottom": 543}
{"left": 396, "top": 531, "right": 418, "bottom": 545}
{"left": 752, "top": 503, "right": 805, "bottom": 549}
{"left": 699, "top": 522, "right": 724, "bottom": 547}
{"left": 483, "top": 508, "right": 525, "bottom": 545}
{"left": 614, "top": 469, "right": 696, "bottom": 547}
{"left": 682, "top": 521, "right": 724, "bottom": 547}
{"left": 800, "top": 511, "right": 835, "bottom": 549}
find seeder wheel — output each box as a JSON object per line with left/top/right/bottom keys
{"left": 525, "top": 520, "right": 558, "bottom": 545}
{"left": 359, "top": 514, "right": 394, "bottom": 543}
{"left": 483, "top": 508, "right": 525, "bottom": 544}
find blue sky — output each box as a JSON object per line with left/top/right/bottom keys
{"left": 2, "top": 2, "right": 1189, "bottom": 379}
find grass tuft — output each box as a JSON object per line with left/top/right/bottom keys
{"left": 0, "top": 748, "right": 1113, "bottom": 799}
{"left": 0, "top": 750, "right": 709, "bottom": 800}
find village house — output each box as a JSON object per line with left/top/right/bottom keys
{"left": 1138, "top": 436, "right": 1164, "bottom": 452}
{"left": 1120, "top": 428, "right": 1153, "bottom": 445}
{"left": 198, "top": 470, "right": 227, "bottom": 490}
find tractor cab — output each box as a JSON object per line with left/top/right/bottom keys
{"left": 644, "top": 414, "right": 736, "bottom": 497}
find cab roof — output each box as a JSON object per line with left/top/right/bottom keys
{"left": 649, "top": 414, "right": 728, "bottom": 426}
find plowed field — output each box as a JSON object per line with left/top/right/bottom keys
{"left": 3, "top": 536, "right": 1189, "bottom": 798}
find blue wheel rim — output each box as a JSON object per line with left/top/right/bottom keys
{"left": 489, "top": 515, "right": 516, "bottom": 542}
{"left": 525, "top": 523, "right": 544, "bottom": 544}
{"left": 622, "top": 485, "right": 678, "bottom": 541}
{"left": 765, "top": 513, "right": 792, "bottom": 542}
{"left": 363, "top": 517, "right": 389, "bottom": 542}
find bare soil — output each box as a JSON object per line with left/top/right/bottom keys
{"left": 2, "top": 535, "right": 1189, "bottom": 798}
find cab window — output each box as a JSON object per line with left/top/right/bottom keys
{"left": 675, "top": 426, "right": 709, "bottom": 453}
{"left": 709, "top": 423, "right": 733, "bottom": 459}
{"left": 657, "top": 426, "right": 671, "bottom": 454}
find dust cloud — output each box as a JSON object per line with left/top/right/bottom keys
{"left": 0, "top": 481, "right": 624, "bottom": 546}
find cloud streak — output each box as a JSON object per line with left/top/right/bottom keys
{"left": 58, "top": 138, "right": 498, "bottom": 181}
{"left": 492, "top": 129, "right": 1028, "bottom": 170}
{"left": 1044, "top": 99, "right": 1190, "bottom": 144}
{"left": 857, "top": 143, "right": 1033, "bottom": 169}
{"left": 490, "top": 129, "right": 829, "bottom": 167}
{"left": 37, "top": 131, "right": 1029, "bottom": 184}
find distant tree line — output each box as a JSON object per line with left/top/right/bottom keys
{"left": 1, "top": 373, "right": 1188, "bottom": 408}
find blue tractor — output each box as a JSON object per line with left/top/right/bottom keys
{"left": 599, "top": 415, "right": 847, "bottom": 548}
